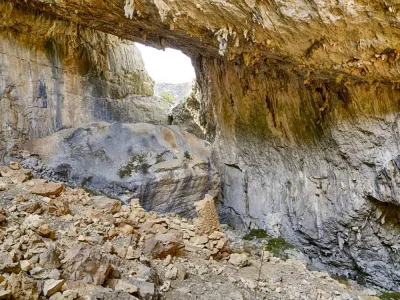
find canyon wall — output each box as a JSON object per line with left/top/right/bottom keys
{"left": 195, "top": 57, "right": 400, "bottom": 289}
{"left": 2, "top": 0, "right": 400, "bottom": 290}
{"left": 0, "top": 4, "right": 168, "bottom": 161}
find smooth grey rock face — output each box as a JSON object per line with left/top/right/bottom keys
{"left": 0, "top": 30, "right": 163, "bottom": 162}
{"left": 215, "top": 114, "right": 400, "bottom": 290}
{"left": 19, "top": 122, "right": 220, "bottom": 217}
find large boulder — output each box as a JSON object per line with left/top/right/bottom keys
{"left": 19, "top": 122, "right": 220, "bottom": 217}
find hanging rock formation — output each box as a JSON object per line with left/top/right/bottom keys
{"left": 2, "top": 0, "right": 400, "bottom": 290}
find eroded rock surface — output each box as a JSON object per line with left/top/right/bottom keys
{"left": 16, "top": 122, "right": 220, "bottom": 217}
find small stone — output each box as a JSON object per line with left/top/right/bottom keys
{"left": 90, "top": 196, "right": 121, "bottom": 214}
{"left": 29, "top": 180, "right": 64, "bottom": 197}
{"left": 136, "top": 263, "right": 152, "bottom": 280}
{"left": 126, "top": 246, "right": 140, "bottom": 260}
{"left": 197, "top": 265, "right": 208, "bottom": 275}
{"left": 49, "top": 290, "right": 78, "bottom": 300}
{"left": 20, "top": 260, "right": 32, "bottom": 271}
{"left": 114, "top": 280, "right": 138, "bottom": 294}
{"left": 159, "top": 280, "right": 171, "bottom": 292}
{"left": 117, "top": 247, "right": 127, "bottom": 258}
{"left": 129, "top": 279, "right": 155, "bottom": 299}
{"left": 0, "top": 290, "right": 11, "bottom": 300}
{"left": 208, "top": 231, "right": 225, "bottom": 240}
{"left": 216, "top": 239, "right": 225, "bottom": 249}
{"left": 0, "top": 214, "right": 6, "bottom": 223}
{"left": 103, "top": 241, "right": 114, "bottom": 253}
{"left": 163, "top": 254, "right": 172, "bottom": 265}
{"left": 43, "top": 279, "right": 65, "bottom": 297}
{"left": 229, "top": 253, "right": 249, "bottom": 267}
{"left": 193, "top": 235, "right": 209, "bottom": 245}
{"left": 9, "top": 162, "right": 20, "bottom": 170}
{"left": 38, "top": 223, "right": 51, "bottom": 236}
{"left": 13, "top": 194, "right": 28, "bottom": 202}
{"left": 119, "top": 224, "right": 134, "bottom": 235}
{"left": 29, "top": 267, "right": 44, "bottom": 277}
{"left": 18, "top": 201, "right": 41, "bottom": 213}
{"left": 0, "top": 262, "right": 21, "bottom": 274}
{"left": 0, "top": 183, "right": 8, "bottom": 192}
{"left": 165, "top": 266, "right": 178, "bottom": 280}
{"left": 47, "top": 269, "right": 61, "bottom": 280}
{"left": 176, "top": 286, "right": 191, "bottom": 294}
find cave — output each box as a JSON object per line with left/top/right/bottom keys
{"left": 1, "top": 0, "right": 400, "bottom": 293}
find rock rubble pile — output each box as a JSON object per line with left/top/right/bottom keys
{"left": 0, "top": 163, "right": 380, "bottom": 299}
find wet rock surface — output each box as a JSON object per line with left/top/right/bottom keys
{"left": 0, "top": 164, "right": 381, "bottom": 299}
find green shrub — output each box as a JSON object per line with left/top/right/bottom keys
{"left": 243, "top": 229, "right": 270, "bottom": 240}
{"left": 379, "top": 292, "right": 400, "bottom": 300}
{"left": 118, "top": 153, "right": 150, "bottom": 178}
{"left": 265, "top": 237, "right": 295, "bottom": 260}
{"left": 184, "top": 151, "right": 192, "bottom": 159}
{"left": 160, "top": 91, "right": 176, "bottom": 104}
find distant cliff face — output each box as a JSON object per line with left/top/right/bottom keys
{"left": 154, "top": 82, "right": 193, "bottom": 107}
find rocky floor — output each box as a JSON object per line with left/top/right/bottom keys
{"left": 0, "top": 163, "right": 382, "bottom": 300}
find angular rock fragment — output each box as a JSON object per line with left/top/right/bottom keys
{"left": 43, "top": 279, "right": 65, "bottom": 297}
{"left": 39, "top": 245, "right": 61, "bottom": 269}
{"left": 9, "top": 162, "right": 20, "bottom": 170}
{"left": 143, "top": 231, "right": 184, "bottom": 259}
{"left": 105, "top": 279, "right": 138, "bottom": 294}
{"left": 89, "top": 196, "right": 121, "bottom": 214}
{"left": 48, "top": 290, "right": 79, "bottom": 300}
{"left": 29, "top": 180, "right": 64, "bottom": 197}
{"left": 17, "top": 201, "right": 41, "bottom": 214}
{"left": 8, "top": 272, "right": 40, "bottom": 300}
{"left": 0, "top": 262, "right": 21, "bottom": 274}
{"left": 61, "top": 244, "right": 111, "bottom": 285}
{"left": 0, "top": 290, "right": 11, "bottom": 300}
{"left": 128, "top": 279, "right": 155, "bottom": 300}
{"left": 229, "top": 253, "right": 249, "bottom": 268}
{"left": 1, "top": 167, "right": 33, "bottom": 183}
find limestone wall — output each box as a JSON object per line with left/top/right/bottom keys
{"left": 196, "top": 57, "right": 400, "bottom": 290}
{"left": 0, "top": 17, "right": 162, "bottom": 160}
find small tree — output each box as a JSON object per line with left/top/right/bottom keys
{"left": 160, "top": 91, "right": 176, "bottom": 104}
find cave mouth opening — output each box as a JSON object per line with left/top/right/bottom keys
{"left": 135, "top": 42, "right": 196, "bottom": 107}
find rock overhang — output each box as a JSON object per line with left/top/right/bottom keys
{"left": 4, "top": 0, "right": 400, "bottom": 83}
